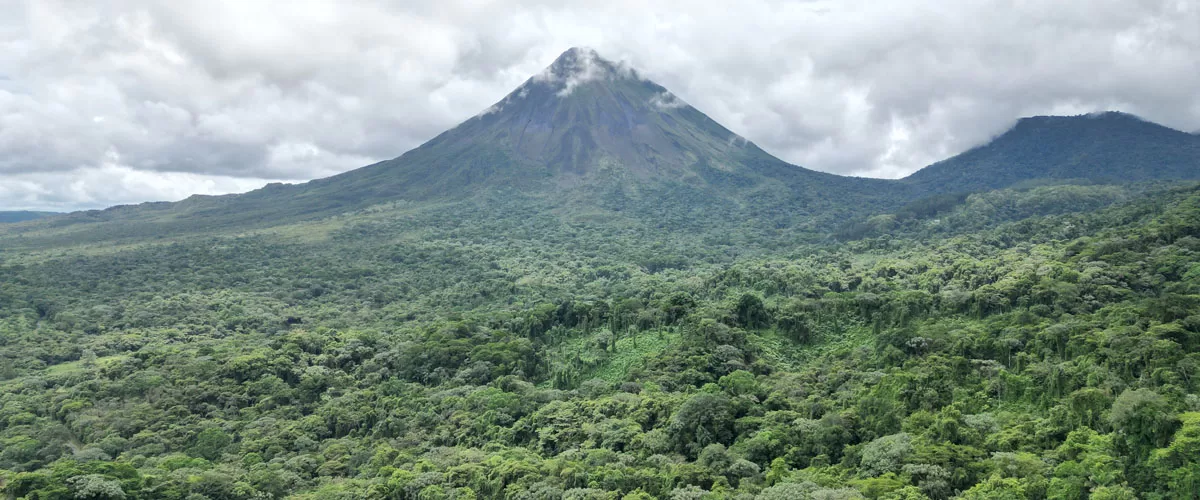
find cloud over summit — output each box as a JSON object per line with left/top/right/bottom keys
{"left": 2, "top": 0, "right": 1199, "bottom": 210}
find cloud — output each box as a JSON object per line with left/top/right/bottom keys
{"left": 650, "top": 91, "right": 687, "bottom": 110}
{"left": 555, "top": 49, "right": 605, "bottom": 97}
{"left": 0, "top": 164, "right": 277, "bottom": 212}
{"left": 2, "top": 0, "right": 1199, "bottom": 209}
{"left": 532, "top": 47, "right": 637, "bottom": 97}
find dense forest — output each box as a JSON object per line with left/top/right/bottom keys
{"left": 2, "top": 181, "right": 1199, "bottom": 499}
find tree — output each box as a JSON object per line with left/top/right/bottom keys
{"left": 1148, "top": 412, "right": 1200, "bottom": 497}
{"left": 1088, "top": 485, "right": 1137, "bottom": 500}
{"left": 67, "top": 474, "right": 126, "bottom": 500}
{"left": 755, "top": 482, "right": 863, "bottom": 499}
{"left": 669, "top": 393, "right": 736, "bottom": 456}
{"left": 859, "top": 433, "right": 912, "bottom": 477}
{"left": 622, "top": 489, "right": 655, "bottom": 500}
{"left": 190, "top": 427, "right": 233, "bottom": 461}
{"left": 1109, "top": 389, "right": 1179, "bottom": 458}
{"left": 735, "top": 293, "right": 769, "bottom": 329}
{"left": 718, "top": 370, "right": 758, "bottom": 398}
{"left": 958, "top": 475, "right": 1027, "bottom": 499}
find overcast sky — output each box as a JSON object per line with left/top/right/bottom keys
{"left": 2, "top": 0, "right": 1198, "bottom": 211}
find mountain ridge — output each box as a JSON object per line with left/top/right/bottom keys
{"left": 902, "top": 110, "right": 1200, "bottom": 193}
{"left": 0, "top": 211, "right": 58, "bottom": 224}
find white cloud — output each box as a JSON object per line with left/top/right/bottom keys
{"left": 532, "top": 47, "right": 635, "bottom": 97}
{"left": 556, "top": 49, "right": 605, "bottom": 97}
{"left": 0, "top": 164, "right": 276, "bottom": 211}
{"left": 1, "top": 0, "right": 1198, "bottom": 210}
{"left": 650, "top": 91, "right": 686, "bottom": 110}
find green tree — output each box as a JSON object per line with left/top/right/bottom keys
{"left": 1148, "top": 412, "right": 1200, "bottom": 497}
{"left": 669, "top": 393, "right": 736, "bottom": 456}
{"left": 67, "top": 474, "right": 126, "bottom": 500}
{"left": 190, "top": 427, "right": 233, "bottom": 461}
{"left": 735, "top": 293, "right": 769, "bottom": 329}
{"left": 1109, "top": 389, "right": 1179, "bottom": 458}
{"left": 859, "top": 433, "right": 913, "bottom": 477}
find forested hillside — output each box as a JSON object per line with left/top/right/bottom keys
{"left": 2, "top": 181, "right": 1199, "bottom": 499}
{"left": 0, "top": 212, "right": 56, "bottom": 224}
{"left": 903, "top": 112, "right": 1200, "bottom": 194}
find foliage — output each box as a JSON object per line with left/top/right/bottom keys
{"left": 1, "top": 176, "right": 1199, "bottom": 498}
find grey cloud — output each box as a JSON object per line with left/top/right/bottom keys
{"left": 0, "top": 165, "right": 276, "bottom": 211}
{"left": 2, "top": 0, "right": 1199, "bottom": 210}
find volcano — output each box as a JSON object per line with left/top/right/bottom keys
{"left": 306, "top": 47, "right": 891, "bottom": 202}
{"left": 88, "top": 47, "right": 900, "bottom": 233}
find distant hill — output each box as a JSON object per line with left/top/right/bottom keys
{"left": 0, "top": 211, "right": 57, "bottom": 223}
{"left": 902, "top": 112, "right": 1200, "bottom": 193}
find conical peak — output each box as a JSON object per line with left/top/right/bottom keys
{"left": 448, "top": 46, "right": 766, "bottom": 182}
{"left": 531, "top": 47, "right": 639, "bottom": 96}
{"left": 552, "top": 47, "right": 601, "bottom": 68}
{"left": 475, "top": 47, "right": 667, "bottom": 118}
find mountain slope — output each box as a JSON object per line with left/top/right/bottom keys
{"left": 368, "top": 47, "right": 761, "bottom": 189}
{"left": 903, "top": 112, "right": 1200, "bottom": 193}
{"left": 271, "top": 48, "right": 896, "bottom": 208}
{"left": 2, "top": 48, "right": 903, "bottom": 246}
{"left": 0, "top": 211, "right": 56, "bottom": 223}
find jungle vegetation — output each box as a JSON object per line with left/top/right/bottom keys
{"left": 2, "top": 181, "right": 1199, "bottom": 499}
